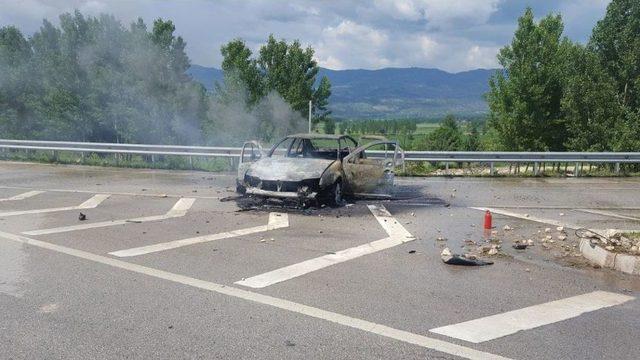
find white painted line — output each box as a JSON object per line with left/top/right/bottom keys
{"left": 368, "top": 204, "right": 415, "bottom": 239}
{"left": 0, "top": 185, "right": 222, "bottom": 199}
{"left": 109, "top": 212, "right": 288, "bottom": 257}
{"left": 430, "top": 291, "right": 633, "bottom": 343}
{"left": 0, "top": 190, "right": 45, "bottom": 202}
{"left": 0, "top": 194, "right": 110, "bottom": 217}
{"left": 575, "top": 209, "right": 640, "bottom": 222}
{"left": 23, "top": 198, "right": 196, "bottom": 236}
{"left": 469, "top": 207, "right": 580, "bottom": 229}
{"left": 235, "top": 205, "right": 415, "bottom": 288}
{"left": 0, "top": 229, "right": 510, "bottom": 360}
{"left": 235, "top": 236, "right": 411, "bottom": 288}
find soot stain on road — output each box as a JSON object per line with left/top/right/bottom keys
{"left": 224, "top": 184, "right": 448, "bottom": 215}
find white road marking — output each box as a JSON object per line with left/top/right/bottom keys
{"left": 235, "top": 205, "right": 415, "bottom": 288}
{"left": 430, "top": 291, "right": 634, "bottom": 343}
{"left": 469, "top": 207, "right": 579, "bottom": 229}
{"left": 23, "top": 198, "right": 196, "bottom": 236}
{"left": 0, "top": 190, "right": 45, "bottom": 202}
{"left": 0, "top": 229, "right": 509, "bottom": 360}
{"left": 0, "top": 194, "right": 110, "bottom": 217}
{"left": 109, "top": 212, "right": 288, "bottom": 257}
{"left": 0, "top": 185, "right": 222, "bottom": 199}
{"left": 576, "top": 208, "right": 640, "bottom": 222}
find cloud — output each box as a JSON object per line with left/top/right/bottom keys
{"left": 0, "top": 0, "right": 611, "bottom": 72}
{"left": 373, "top": 0, "right": 501, "bottom": 26}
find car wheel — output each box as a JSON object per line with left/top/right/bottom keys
{"left": 323, "top": 179, "right": 343, "bottom": 207}
{"left": 236, "top": 182, "right": 246, "bottom": 194}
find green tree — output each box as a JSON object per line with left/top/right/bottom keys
{"left": 464, "top": 122, "right": 480, "bottom": 151}
{"left": 417, "top": 115, "right": 463, "bottom": 151}
{"left": 486, "top": 8, "right": 568, "bottom": 151}
{"left": 220, "top": 39, "right": 263, "bottom": 104}
{"left": 0, "top": 26, "right": 34, "bottom": 138}
{"left": 589, "top": 0, "right": 640, "bottom": 151}
{"left": 562, "top": 44, "right": 620, "bottom": 151}
{"left": 323, "top": 118, "right": 336, "bottom": 134}
{"left": 219, "top": 35, "right": 332, "bottom": 126}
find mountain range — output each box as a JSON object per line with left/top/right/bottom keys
{"left": 187, "top": 65, "right": 496, "bottom": 119}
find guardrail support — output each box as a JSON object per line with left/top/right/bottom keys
{"left": 615, "top": 162, "right": 620, "bottom": 175}
{"left": 490, "top": 162, "right": 495, "bottom": 176}
{"left": 533, "top": 162, "right": 539, "bottom": 176}
{"left": 575, "top": 162, "right": 580, "bottom": 177}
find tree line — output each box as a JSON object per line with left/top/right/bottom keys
{"left": 0, "top": 11, "right": 330, "bottom": 146}
{"left": 485, "top": 0, "right": 639, "bottom": 152}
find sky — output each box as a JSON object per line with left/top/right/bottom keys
{"left": 0, "top": 0, "right": 611, "bottom": 72}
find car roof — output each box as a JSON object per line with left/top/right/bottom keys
{"left": 286, "top": 133, "right": 351, "bottom": 140}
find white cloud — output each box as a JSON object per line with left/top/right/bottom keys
{"left": 465, "top": 45, "right": 500, "bottom": 69}
{"left": 0, "top": 0, "right": 610, "bottom": 71}
{"left": 373, "top": 0, "right": 501, "bottom": 26}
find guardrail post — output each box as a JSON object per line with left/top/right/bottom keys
{"left": 189, "top": 156, "right": 193, "bottom": 169}
{"left": 575, "top": 162, "right": 580, "bottom": 177}
{"left": 151, "top": 154, "right": 155, "bottom": 164}
{"left": 534, "top": 162, "right": 539, "bottom": 176}
{"left": 490, "top": 162, "right": 495, "bottom": 176}
{"left": 615, "top": 162, "right": 620, "bottom": 175}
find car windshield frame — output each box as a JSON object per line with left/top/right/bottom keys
{"left": 268, "top": 136, "right": 356, "bottom": 160}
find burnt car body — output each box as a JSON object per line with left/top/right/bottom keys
{"left": 236, "top": 134, "right": 401, "bottom": 205}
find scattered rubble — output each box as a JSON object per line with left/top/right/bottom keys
{"left": 578, "top": 230, "right": 640, "bottom": 255}
{"left": 503, "top": 225, "right": 513, "bottom": 231}
{"left": 512, "top": 242, "right": 528, "bottom": 250}
{"left": 78, "top": 212, "right": 86, "bottom": 221}
{"left": 441, "top": 248, "right": 493, "bottom": 266}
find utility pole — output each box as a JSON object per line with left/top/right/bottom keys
{"left": 308, "top": 100, "right": 312, "bottom": 133}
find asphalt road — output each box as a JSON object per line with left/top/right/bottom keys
{"left": 1, "top": 161, "right": 640, "bottom": 360}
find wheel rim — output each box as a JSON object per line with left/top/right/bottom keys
{"left": 334, "top": 182, "right": 342, "bottom": 203}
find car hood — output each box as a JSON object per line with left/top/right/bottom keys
{"left": 246, "top": 157, "right": 336, "bottom": 182}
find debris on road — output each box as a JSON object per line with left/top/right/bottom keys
{"left": 578, "top": 229, "right": 640, "bottom": 255}
{"left": 512, "top": 241, "right": 528, "bottom": 250}
{"left": 78, "top": 212, "right": 86, "bottom": 221}
{"left": 503, "top": 225, "right": 513, "bottom": 231}
{"left": 408, "top": 250, "right": 416, "bottom": 254}
{"left": 441, "top": 248, "right": 493, "bottom": 266}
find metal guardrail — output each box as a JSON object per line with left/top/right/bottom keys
{"left": 1, "top": 139, "right": 639, "bottom": 175}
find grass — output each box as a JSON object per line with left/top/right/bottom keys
{"left": 414, "top": 122, "right": 439, "bottom": 135}
{"left": 2, "top": 149, "right": 637, "bottom": 178}
{"left": 0, "top": 149, "right": 231, "bottom": 172}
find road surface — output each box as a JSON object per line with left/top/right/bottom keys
{"left": 1, "top": 161, "right": 639, "bottom": 359}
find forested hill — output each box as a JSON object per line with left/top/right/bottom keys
{"left": 187, "top": 65, "right": 495, "bottom": 119}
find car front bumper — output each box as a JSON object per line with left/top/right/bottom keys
{"left": 245, "top": 187, "right": 318, "bottom": 200}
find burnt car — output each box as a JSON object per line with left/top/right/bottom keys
{"left": 236, "top": 134, "right": 402, "bottom": 206}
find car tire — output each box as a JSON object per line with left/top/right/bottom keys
{"left": 236, "top": 182, "right": 246, "bottom": 194}
{"left": 322, "top": 179, "right": 343, "bottom": 207}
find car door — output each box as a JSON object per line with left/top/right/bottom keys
{"left": 237, "top": 141, "right": 263, "bottom": 181}
{"left": 342, "top": 141, "right": 398, "bottom": 195}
